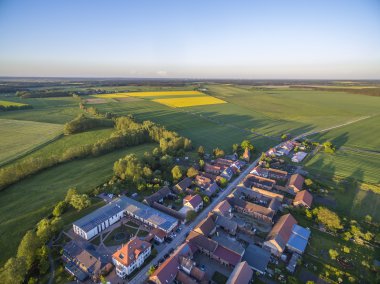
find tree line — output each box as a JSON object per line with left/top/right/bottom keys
{"left": 0, "top": 104, "right": 33, "bottom": 111}
{"left": 63, "top": 114, "right": 114, "bottom": 135}
{"left": 0, "top": 115, "right": 192, "bottom": 191}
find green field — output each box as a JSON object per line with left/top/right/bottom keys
{"left": 307, "top": 115, "right": 380, "bottom": 151}
{"left": 0, "top": 119, "right": 63, "bottom": 165}
{"left": 305, "top": 150, "right": 380, "bottom": 185}
{"left": 0, "top": 143, "right": 154, "bottom": 266}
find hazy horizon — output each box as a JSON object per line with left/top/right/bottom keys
{"left": 1, "top": 0, "right": 380, "bottom": 79}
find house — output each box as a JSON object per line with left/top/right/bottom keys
{"left": 204, "top": 163, "right": 223, "bottom": 175}
{"left": 263, "top": 213, "right": 297, "bottom": 256}
{"left": 286, "top": 224, "right": 311, "bottom": 254}
{"left": 186, "top": 231, "right": 218, "bottom": 256}
{"left": 293, "top": 190, "right": 313, "bottom": 208}
{"left": 231, "top": 160, "right": 246, "bottom": 171}
{"left": 112, "top": 237, "right": 151, "bottom": 278}
{"left": 243, "top": 244, "right": 271, "bottom": 274}
{"left": 194, "top": 214, "right": 216, "bottom": 236}
{"left": 291, "top": 151, "right": 308, "bottom": 163}
{"left": 287, "top": 174, "right": 304, "bottom": 194}
{"left": 183, "top": 194, "right": 203, "bottom": 212}
{"left": 227, "top": 196, "right": 275, "bottom": 224}
{"left": 227, "top": 261, "right": 253, "bottom": 284}
{"left": 251, "top": 187, "right": 284, "bottom": 202}
{"left": 143, "top": 186, "right": 172, "bottom": 206}
{"left": 62, "top": 241, "right": 110, "bottom": 282}
{"left": 243, "top": 174, "right": 276, "bottom": 191}
{"left": 212, "top": 244, "right": 242, "bottom": 267}
{"left": 149, "top": 243, "right": 194, "bottom": 284}
{"left": 221, "top": 166, "right": 234, "bottom": 181}
{"left": 215, "top": 158, "right": 234, "bottom": 167}
{"left": 72, "top": 197, "right": 127, "bottom": 240}
{"left": 213, "top": 200, "right": 232, "bottom": 217}
{"left": 250, "top": 166, "right": 288, "bottom": 180}
{"left": 215, "top": 215, "right": 238, "bottom": 235}
{"left": 195, "top": 174, "right": 212, "bottom": 189}
{"left": 204, "top": 182, "right": 219, "bottom": 197}
{"left": 150, "top": 228, "right": 167, "bottom": 243}
{"left": 174, "top": 177, "right": 193, "bottom": 193}
{"left": 278, "top": 141, "right": 294, "bottom": 156}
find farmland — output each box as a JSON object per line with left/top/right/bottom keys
{"left": 94, "top": 90, "right": 204, "bottom": 98}
{"left": 0, "top": 119, "right": 63, "bottom": 165}
{"left": 0, "top": 100, "right": 28, "bottom": 106}
{"left": 153, "top": 96, "right": 226, "bottom": 107}
{"left": 0, "top": 143, "right": 154, "bottom": 265}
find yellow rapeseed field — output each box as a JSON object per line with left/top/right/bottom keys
{"left": 93, "top": 90, "right": 203, "bottom": 99}
{"left": 0, "top": 100, "right": 28, "bottom": 107}
{"left": 153, "top": 96, "right": 227, "bottom": 108}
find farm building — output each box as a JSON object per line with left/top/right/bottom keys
{"left": 293, "top": 190, "right": 313, "bottom": 208}
{"left": 143, "top": 186, "right": 172, "bottom": 206}
{"left": 226, "top": 261, "right": 253, "bottom": 284}
{"left": 250, "top": 166, "right": 288, "bottom": 180}
{"left": 287, "top": 174, "right": 305, "bottom": 194}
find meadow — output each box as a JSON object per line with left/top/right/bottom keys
{"left": 0, "top": 143, "right": 154, "bottom": 265}
{"left": 94, "top": 90, "right": 204, "bottom": 98}
{"left": 0, "top": 119, "right": 63, "bottom": 165}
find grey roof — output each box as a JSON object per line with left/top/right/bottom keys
{"left": 73, "top": 198, "right": 125, "bottom": 232}
{"left": 73, "top": 196, "right": 178, "bottom": 233}
{"left": 243, "top": 245, "right": 271, "bottom": 274}
{"left": 119, "top": 196, "right": 178, "bottom": 231}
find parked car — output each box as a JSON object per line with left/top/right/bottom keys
{"left": 164, "top": 253, "right": 170, "bottom": 259}
{"left": 169, "top": 248, "right": 175, "bottom": 254}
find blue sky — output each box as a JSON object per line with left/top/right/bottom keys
{"left": 0, "top": 0, "right": 379, "bottom": 78}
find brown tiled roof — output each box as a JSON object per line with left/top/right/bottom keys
{"left": 175, "top": 177, "right": 193, "bottom": 191}
{"left": 195, "top": 175, "right": 212, "bottom": 188}
{"left": 252, "top": 187, "right": 284, "bottom": 201}
{"left": 213, "top": 200, "right": 232, "bottom": 215}
{"left": 227, "top": 261, "right": 253, "bottom": 284}
{"left": 151, "top": 228, "right": 167, "bottom": 239}
{"left": 215, "top": 158, "right": 234, "bottom": 166}
{"left": 193, "top": 214, "right": 216, "bottom": 236}
{"left": 184, "top": 194, "right": 203, "bottom": 209}
{"left": 287, "top": 174, "right": 304, "bottom": 191}
{"left": 228, "top": 197, "right": 274, "bottom": 218}
{"left": 176, "top": 270, "right": 197, "bottom": 284}
{"left": 186, "top": 231, "right": 218, "bottom": 253}
{"left": 204, "top": 163, "right": 222, "bottom": 173}
{"left": 150, "top": 243, "right": 193, "bottom": 284}
{"left": 266, "top": 214, "right": 297, "bottom": 252}
{"left": 190, "top": 266, "right": 208, "bottom": 283}
{"left": 213, "top": 245, "right": 242, "bottom": 266}
{"left": 112, "top": 237, "right": 151, "bottom": 267}
{"left": 293, "top": 190, "right": 313, "bottom": 208}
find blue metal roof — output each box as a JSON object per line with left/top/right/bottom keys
{"left": 292, "top": 224, "right": 311, "bottom": 239}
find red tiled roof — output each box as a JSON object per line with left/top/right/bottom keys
{"left": 213, "top": 245, "right": 242, "bottom": 266}
{"left": 184, "top": 194, "right": 203, "bottom": 209}
{"left": 112, "top": 237, "right": 151, "bottom": 267}
{"left": 266, "top": 213, "right": 297, "bottom": 246}
{"left": 151, "top": 228, "right": 167, "bottom": 239}
{"left": 288, "top": 174, "right": 304, "bottom": 191}
{"left": 213, "top": 200, "right": 231, "bottom": 215}
{"left": 227, "top": 261, "right": 253, "bottom": 284}
{"left": 193, "top": 215, "right": 216, "bottom": 236}
{"left": 293, "top": 190, "right": 313, "bottom": 208}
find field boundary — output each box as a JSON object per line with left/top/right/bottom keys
{"left": 0, "top": 133, "right": 64, "bottom": 168}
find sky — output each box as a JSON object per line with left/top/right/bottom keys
{"left": 0, "top": 0, "right": 380, "bottom": 79}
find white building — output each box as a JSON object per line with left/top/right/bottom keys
{"left": 72, "top": 198, "right": 125, "bottom": 240}
{"left": 291, "top": 151, "right": 307, "bottom": 163}
{"left": 112, "top": 237, "right": 151, "bottom": 278}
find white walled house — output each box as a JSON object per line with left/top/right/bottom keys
{"left": 183, "top": 194, "right": 203, "bottom": 212}
{"left": 112, "top": 237, "right": 152, "bottom": 278}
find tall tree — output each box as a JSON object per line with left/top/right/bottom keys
{"left": 171, "top": 165, "right": 182, "bottom": 181}
{"left": 17, "top": 230, "right": 40, "bottom": 270}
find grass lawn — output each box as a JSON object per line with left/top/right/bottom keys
{"left": 0, "top": 118, "right": 63, "bottom": 165}
{"left": 0, "top": 143, "right": 154, "bottom": 266}
{"left": 104, "top": 225, "right": 133, "bottom": 246}
{"left": 0, "top": 99, "right": 28, "bottom": 106}
{"left": 212, "top": 271, "right": 228, "bottom": 284}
